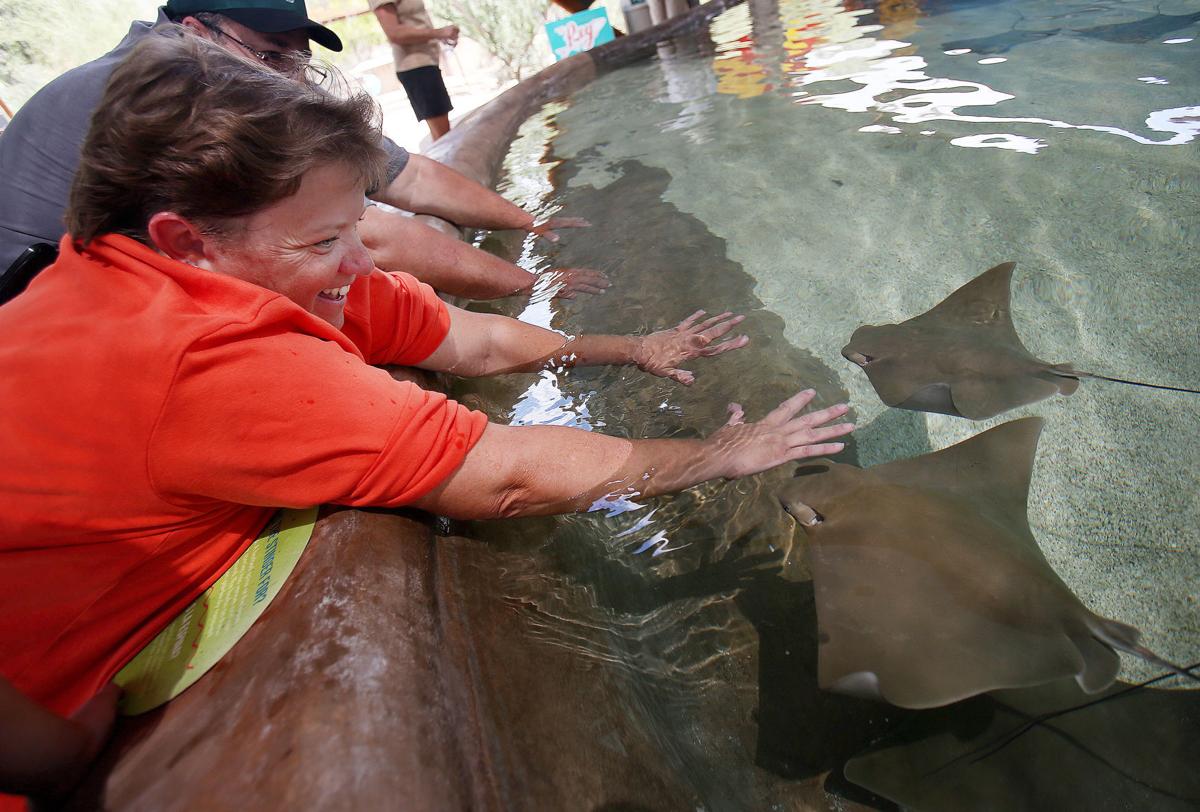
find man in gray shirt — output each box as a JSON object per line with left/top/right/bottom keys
{"left": 0, "top": 0, "right": 600, "bottom": 303}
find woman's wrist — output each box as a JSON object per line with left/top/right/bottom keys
{"left": 629, "top": 334, "right": 651, "bottom": 370}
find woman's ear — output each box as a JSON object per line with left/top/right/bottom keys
{"left": 147, "top": 212, "right": 215, "bottom": 269}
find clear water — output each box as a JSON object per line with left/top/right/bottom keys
{"left": 453, "top": 1, "right": 1200, "bottom": 807}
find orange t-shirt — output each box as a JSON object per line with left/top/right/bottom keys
{"left": 0, "top": 234, "right": 487, "bottom": 718}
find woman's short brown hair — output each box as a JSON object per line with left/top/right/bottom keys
{"left": 68, "top": 29, "right": 388, "bottom": 246}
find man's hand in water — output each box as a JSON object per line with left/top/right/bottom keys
{"left": 634, "top": 310, "right": 750, "bottom": 385}
{"left": 528, "top": 216, "right": 591, "bottom": 243}
{"left": 538, "top": 267, "right": 611, "bottom": 299}
{"left": 708, "top": 391, "right": 854, "bottom": 478}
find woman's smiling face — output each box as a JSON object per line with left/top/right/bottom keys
{"left": 206, "top": 163, "right": 374, "bottom": 329}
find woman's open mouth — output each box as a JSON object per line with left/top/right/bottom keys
{"left": 318, "top": 283, "right": 352, "bottom": 302}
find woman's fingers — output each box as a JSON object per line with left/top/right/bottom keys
{"left": 712, "top": 391, "right": 854, "bottom": 478}
{"left": 676, "top": 309, "right": 707, "bottom": 330}
{"left": 790, "top": 402, "right": 853, "bottom": 430}
{"left": 764, "top": 389, "right": 819, "bottom": 424}
{"left": 755, "top": 391, "right": 854, "bottom": 430}
{"left": 787, "top": 420, "right": 855, "bottom": 447}
{"left": 698, "top": 334, "right": 749, "bottom": 357}
{"left": 790, "top": 441, "right": 847, "bottom": 459}
{"left": 692, "top": 311, "right": 738, "bottom": 334}
{"left": 666, "top": 368, "right": 695, "bottom": 386}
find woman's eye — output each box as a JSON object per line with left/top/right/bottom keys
{"left": 315, "top": 238, "right": 337, "bottom": 249}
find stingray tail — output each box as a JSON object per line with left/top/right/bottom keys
{"left": 933, "top": 659, "right": 1200, "bottom": 788}
{"left": 1088, "top": 618, "right": 1200, "bottom": 685}
{"left": 1117, "top": 643, "right": 1200, "bottom": 685}
{"left": 1053, "top": 365, "right": 1200, "bottom": 396}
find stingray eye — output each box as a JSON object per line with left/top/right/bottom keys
{"left": 780, "top": 496, "right": 824, "bottom": 526}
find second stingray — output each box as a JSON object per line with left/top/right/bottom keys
{"left": 842, "top": 262, "right": 1199, "bottom": 420}
{"left": 777, "top": 418, "right": 1195, "bottom": 710}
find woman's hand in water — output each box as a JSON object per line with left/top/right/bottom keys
{"left": 706, "top": 391, "right": 854, "bottom": 478}
{"left": 634, "top": 310, "right": 749, "bottom": 385}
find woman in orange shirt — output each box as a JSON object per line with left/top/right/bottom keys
{"left": 0, "top": 31, "right": 852, "bottom": 802}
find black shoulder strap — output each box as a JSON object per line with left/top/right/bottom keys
{"left": 0, "top": 242, "right": 58, "bottom": 305}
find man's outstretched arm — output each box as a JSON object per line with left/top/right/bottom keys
{"left": 371, "top": 154, "right": 588, "bottom": 241}
{"left": 360, "top": 207, "right": 608, "bottom": 300}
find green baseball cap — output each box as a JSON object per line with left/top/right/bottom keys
{"left": 164, "top": 0, "right": 343, "bottom": 51}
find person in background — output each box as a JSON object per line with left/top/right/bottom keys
{"left": 369, "top": 0, "right": 459, "bottom": 141}
{"left": 0, "top": 0, "right": 598, "bottom": 306}
{"left": 0, "top": 34, "right": 852, "bottom": 805}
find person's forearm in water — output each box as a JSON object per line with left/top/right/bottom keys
{"left": 420, "top": 305, "right": 748, "bottom": 384}
{"left": 372, "top": 155, "right": 588, "bottom": 240}
{"left": 360, "top": 208, "right": 609, "bottom": 301}
{"left": 361, "top": 208, "right": 535, "bottom": 299}
{"left": 411, "top": 392, "right": 853, "bottom": 519}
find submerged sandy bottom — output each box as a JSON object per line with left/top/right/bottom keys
{"left": 537, "top": 0, "right": 1200, "bottom": 679}
{"left": 450, "top": 0, "right": 1198, "bottom": 807}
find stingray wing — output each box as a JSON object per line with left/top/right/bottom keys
{"left": 872, "top": 417, "right": 1043, "bottom": 531}
{"left": 948, "top": 373, "right": 1073, "bottom": 420}
{"left": 916, "top": 262, "right": 1022, "bottom": 339}
{"left": 808, "top": 420, "right": 1128, "bottom": 708}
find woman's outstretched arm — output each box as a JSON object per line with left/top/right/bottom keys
{"left": 419, "top": 303, "right": 748, "bottom": 385}
{"left": 410, "top": 391, "right": 853, "bottom": 519}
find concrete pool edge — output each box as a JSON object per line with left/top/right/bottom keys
{"left": 62, "top": 2, "right": 748, "bottom": 808}
{"left": 422, "top": 0, "right": 746, "bottom": 201}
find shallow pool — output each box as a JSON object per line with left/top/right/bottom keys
{"left": 452, "top": 0, "right": 1200, "bottom": 807}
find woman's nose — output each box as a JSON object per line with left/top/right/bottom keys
{"left": 343, "top": 238, "right": 374, "bottom": 277}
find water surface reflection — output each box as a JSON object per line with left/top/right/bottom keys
{"left": 447, "top": 1, "right": 1200, "bottom": 808}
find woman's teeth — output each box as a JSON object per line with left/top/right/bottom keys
{"left": 320, "top": 283, "right": 351, "bottom": 300}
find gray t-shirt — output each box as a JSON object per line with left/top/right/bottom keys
{"left": 0, "top": 11, "right": 409, "bottom": 275}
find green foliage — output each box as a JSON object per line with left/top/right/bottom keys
{"left": 324, "top": 14, "right": 389, "bottom": 68}
{"left": 309, "top": 0, "right": 387, "bottom": 67}
{"left": 0, "top": 0, "right": 160, "bottom": 111}
{"left": 426, "top": 0, "right": 551, "bottom": 81}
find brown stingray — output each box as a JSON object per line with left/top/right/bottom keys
{"left": 777, "top": 418, "right": 1191, "bottom": 710}
{"left": 842, "top": 262, "right": 1200, "bottom": 420}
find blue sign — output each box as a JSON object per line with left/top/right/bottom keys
{"left": 545, "top": 7, "right": 615, "bottom": 61}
